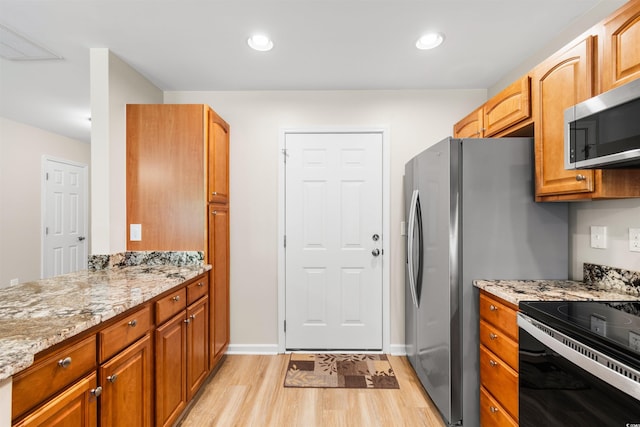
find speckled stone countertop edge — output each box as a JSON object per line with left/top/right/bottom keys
{"left": 0, "top": 262, "right": 211, "bottom": 381}
{"left": 474, "top": 279, "right": 640, "bottom": 307}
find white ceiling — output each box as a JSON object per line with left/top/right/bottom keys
{"left": 0, "top": 0, "right": 627, "bottom": 143}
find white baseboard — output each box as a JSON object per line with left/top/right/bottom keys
{"left": 225, "top": 344, "right": 280, "bottom": 355}
{"left": 389, "top": 344, "right": 407, "bottom": 356}
{"left": 225, "top": 343, "right": 406, "bottom": 356}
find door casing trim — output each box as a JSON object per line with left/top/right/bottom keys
{"left": 277, "top": 127, "right": 390, "bottom": 353}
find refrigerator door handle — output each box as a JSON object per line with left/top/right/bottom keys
{"left": 407, "top": 189, "right": 420, "bottom": 308}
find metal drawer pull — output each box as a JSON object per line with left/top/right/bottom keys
{"left": 489, "top": 333, "right": 498, "bottom": 340}
{"left": 58, "top": 357, "right": 72, "bottom": 368}
{"left": 489, "top": 304, "right": 498, "bottom": 311}
{"left": 128, "top": 319, "right": 137, "bottom": 327}
{"left": 489, "top": 360, "right": 498, "bottom": 367}
{"left": 576, "top": 174, "right": 587, "bottom": 181}
{"left": 172, "top": 295, "right": 181, "bottom": 302}
{"left": 90, "top": 386, "right": 103, "bottom": 397}
{"left": 107, "top": 374, "right": 118, "bottom": 383}
{"left": 489, "top": 406, "right": 499, "bottom": 413}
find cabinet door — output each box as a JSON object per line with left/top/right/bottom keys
{"left": 208, "top": 110, "right": 230, "bottom": 204}
{"left": 186, "top": 296, "right": 209, "bottom": 399}
{"left": 483, "top": 76, "right": 531, "bottom": 137}
{"left": 602, "top": 0, "right": 640, "bottom": 91}
{"left": 533, "top": 36, "right": 595, "bottom": 198}
{"left": 453, "top": 106, "right": 483, "bottom": 138}
{"left": 100, "top": 334, "right": 152, "bottom": 427}
{"left": 13, "top": 373, "right": 98, "bottom": 427}
{"left": 208, "top": 204, "right": 230, "bottom": 367}
{"left": 155, "top": 312, "right": 187, "bottom": 427}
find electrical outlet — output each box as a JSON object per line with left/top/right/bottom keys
{"left": 630, "top": 331, "right": 640, "bottom": 352}
{"left": 630, "top": 228, "right": 640, "bottom": 252}
{"left": 590, "top": 226, "right": 607, "bottom": 249}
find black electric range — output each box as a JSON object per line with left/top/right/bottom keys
{"left": 519, "top": 300, "right": 640, "bottom": 371}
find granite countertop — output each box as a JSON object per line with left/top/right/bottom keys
{"left": 0, "top": 262, "right": 210, "bottom": 381}
{"left": 474, "top": 279, "right": 640, "bottom": 306}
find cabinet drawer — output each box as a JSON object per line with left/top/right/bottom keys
{"left": 99, "top": 305, "right": 152, "bottom": 362}
{"left": 187, "top": 275, "right": 209, "bottom": 305}
{"left": 479, "top": 292, "right": 518, "bottom": 340}
{"left": 480, "top": 345, "right": 518, "bottom": 421}
{"left": 12, "top": 334, "right": 97, "bottom": 420}
{"left": 480, "top": 319, "right": 518, "bottom": 371}
{"left": 480, "top": 386, "right": 517, "bottom": 427}
{"left": 156, "top": 287, "right": 187, "bottom": 324}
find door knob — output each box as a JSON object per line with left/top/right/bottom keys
{"left": 372, "top": 234, "right": 380, "bottom": 241}
{"left": 78, "top": 236, "right": 86, "bottom": 241}
{"left": 372, "top": 248, "right": 381, "bottom": 257}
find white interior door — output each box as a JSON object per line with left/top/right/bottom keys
{"left": 43, "top": 158, "right": 88, "bottom": 278}
{"left": 285, "top": 132, "right": 383, "bottom": 350}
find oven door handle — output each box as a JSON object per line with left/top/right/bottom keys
{"left": 518, "top": 313, "right": 640, "bottom": 401}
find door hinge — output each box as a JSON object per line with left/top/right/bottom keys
{"left": 45, "top": 227, "right": 49, "bottom": 235}
{"left": 45, "top": 172, "right": 49, "bottom": 180}
{"left": 281, "top": 148, "right": 289, "bottom": 163}
{"left": 284, "top": 235, "right": 286, "bottom": 248}
{"left": 284, "top": 320, "right": 286, "bottom": 332}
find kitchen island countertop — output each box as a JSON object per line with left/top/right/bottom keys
{"left": 0, "top": 263, "right": 210, "bottom": 381}
{"left": 474, "top": 279, "right": 640, "bottom": 306}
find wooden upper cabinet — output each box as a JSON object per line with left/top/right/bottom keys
{"left": 453, "top": 75, "right": 531, "bottom": 138}
{"left": 208, "top": 109, "right": 230, "bottom": 204}
{"left": 533, "top": 36, "right": 597, "bottom": 200}
{"left": 483, "top": 75, "right": 531, "bottom": 137}
{"left": 453, "top": 106, "right": 483, "bottom": 138}
{"left": 601, "top": 0, "right": 640, "bottom": 92}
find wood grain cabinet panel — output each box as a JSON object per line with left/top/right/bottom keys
{"left": 480, "top": 386, "right": 517, "bottom": 427}
{"left": 453, "top": 106, "right": 484, "bottom": 138}
{"left": 156, "top": 288, "right": 187, "bottom": 325}
{"left": 601, "top": 0, "right": 640, "bottom": 91}
{"left": 99, "top": 304, "right": 152, "bottom": 362}
{"left": 480, "top": 319, "right": 518, "bottom": 371}
{"left": 187, "top": 275, "right": 209, "bottom": 306}
{"left": 480, "top": 346, "right": 518, "bottom": 421}
{"left": 208, "top": 111, "right": 230, "bottom": 204}
{"left": 12, "top": 335, "right": 97, "bottom": 421}
{"left": 186, "top": 296, "right": 209, "bottom": 399}
{"left": 13, "top": 372, "right": 99, "bottom": 427}
{"left": 209, "top": 204, "right": 230, "bottom": 367}
{"left": 100, "top": 333, "right": 153, "bottom": 427}
{"left": 479, "top": 292, "right": 518, "bottom": 341}
{"left": 483, "top": 76, "right": 531, "bottom": 137}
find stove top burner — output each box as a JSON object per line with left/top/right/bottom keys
{"left": 519, "top": 300, "right": 640, "bottom": 369}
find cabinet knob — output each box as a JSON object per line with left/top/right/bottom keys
{"left": 489, "top": 406, "right": 499, "bottom": 414}
{"left": 58, "top": 357, "right": 72, "bottom": 368}
{"left": 489, "top": 304, "right": 498, "bottom": 311}
{"left": 576, "top": 174, "right": 587, "bottom": 181}
{"left": 489, "top": 360, "right": 498, "bottom": 367}
{"left": 190, "top": 314, "right": 197, "bottom": 320}
{"left": 107, "top": 374, "right": 118, "bottom": 383}
{"left": 184, "top": 318, "right": 191, "bottom": 324}
{"left": 489, "top": 333, "right": 498, "bottom": 340}
{"left": 197, "top": 282, "right": 204, "bottom": 287}
{"left": 212, "top": 192, "right": 218, "bottom": 195}
{"left": 172, "top": 295, "right": 181, "bottom": 302}
{"left": 128, "top": 319, "right": 137, "bottom": 327}
{"left": 211, "top": 210, "right": 217, "bottom": 215}
{"left": 90, "top": 386, "right": 103, "bottom": 398}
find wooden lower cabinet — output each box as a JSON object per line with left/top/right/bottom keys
{"left": 13, "top": 372, "right": 99, "bottom": 427}
{"left": 479, "top": 290, "right": 519, "bottom": 426}
{"left": 209, "top": 204, "right": 230, "bottom": 367}
{"left": 156, "top": 294, "right": 210, "bottom": 427}
{"left": 100, "top": 334, "right": 153, "bottom": 427}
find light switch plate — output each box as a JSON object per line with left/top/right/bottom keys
{"left": 590, "top": 225, "right": 607, "bottom": 249}
{"left": 630, "top": 228, "right": 640, "bottom": 252}
{"left": 130, "top": 224, "right": 142, "bottom": 241}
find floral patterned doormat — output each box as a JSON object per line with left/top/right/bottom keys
{"left": 283, "top": 353, "right": 399, "bottom": 389}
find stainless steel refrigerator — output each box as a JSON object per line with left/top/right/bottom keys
{"left": 404, "top": 137, "right": 568, "bottom": 427}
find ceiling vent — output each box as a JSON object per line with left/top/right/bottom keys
{"left": 0, "top": 23, "right": 62, "bottom": 60}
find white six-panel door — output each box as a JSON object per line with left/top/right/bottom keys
{"left": 43, "top": 158, "right": 88, "bottom": 278}
{"left": 285, "top": 132, "right": 383, "bottom": 350}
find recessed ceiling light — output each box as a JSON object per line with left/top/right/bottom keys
{"left": 416, "top": 32, "right": 444, "bottom": 50}
{"left": 247, "top": 34, "right": 273, "bottom": 52}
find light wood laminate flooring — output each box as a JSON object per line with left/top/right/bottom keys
{"left": 179, "top": 354, "right": 446, "bottom": 427}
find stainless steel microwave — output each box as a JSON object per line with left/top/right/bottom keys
{"left": 564, "top": 78, "right": 640, "bottom": 169}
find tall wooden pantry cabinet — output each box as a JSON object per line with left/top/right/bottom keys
{"left": 126, "top": 103, "right": 230, "bottom": 372}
